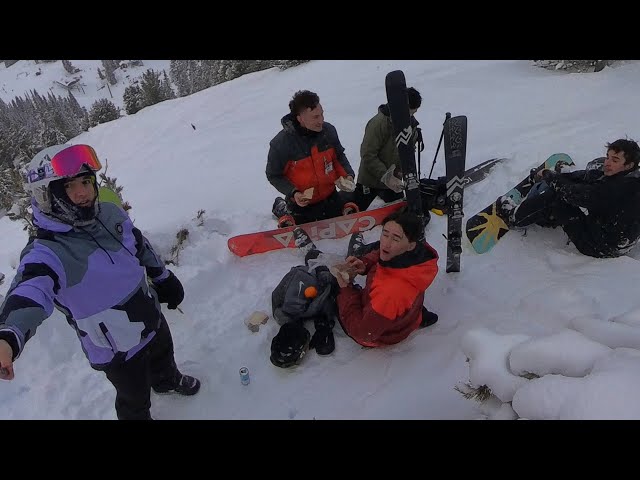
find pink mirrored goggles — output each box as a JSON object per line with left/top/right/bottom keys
{"left": 51, "top": 144, "right": 102, "bottom": 176}
{"left": 27, "top": 145, "right": 102, "bottom": 184}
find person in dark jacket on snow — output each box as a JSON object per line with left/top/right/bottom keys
{"left": 353, "top": 87, "right": 423, "bottom": 212}
{"left": 0, "top": 144, "right": 200, "bottom": 420}
{"left": 499, "top": 138, "right": 640, "bottom": 258}
{"left": 266, "top": 90, "right": 358, "bottom": 227}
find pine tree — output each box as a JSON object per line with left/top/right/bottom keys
{"left": 278, "top": 60, "right": 309, "bottom": 70}
{"left": 123, "top": 84, "right": 144, "bottom": 114}
{"left": 29, "top": 91, "right": 68, "bottom": 150}
{"left": 88, "top": 98, "right": 120, "bottom": 127}
{"left": 36, "top": 113, "right": 68, "bottom": 149}
{"left": 80, "top": 107, "right": 91, "bottom": 132}
{"left": 533, "top": 60, "right": 612, "bottom": 73}
{"left": 11, "top": 123, "right": 38, "bottom": 165}
{"left": 62, "top": 60, "right": 79, "bottom": 74}
{"left": 0, "top": 164, "right": 30, "bottom": 218}
{"left": 58, "top": 94, "right": 83, "bottom": 139}
{"left": 170, "top": 60, "right": 189, "bottom": 97}
{"left": 160, "top": 71, "right": 176, "bottom": 100}
{"left": 177, "top": 60, "right": 194, "bottom": 96}
{"left": 209, "top": 60, "right": 223, "bottom": 84}
{"left": 139, "top": 69, "right": 163, "bottom": 107}
{"left": 187, "top": 60, "right": 204, "bottom": 94}
{"left": 0, "top": 98, "right": 11, "bottom": 168}
{"left": 102, "top": 60, "right": 118, "bottom": 85}
{"left": 45, "top": 92, "right": 76, "bottom": 140}
{"left": 228, "top": 60, "right": 249, "bottom": 79}
{"left": 192, "top": 60, "right": 212, "bottom": 93}
{"left": 67, "top": 91, "right": 85, "bottom": 119}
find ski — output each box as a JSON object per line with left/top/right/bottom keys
{"left": 443, "top": 115, "right": 468, "bottom": 272}
{"left": 385, "top": 70, "right": 423, "bottom": 235}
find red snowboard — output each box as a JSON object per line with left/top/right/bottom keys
{"left": 228, "top": 200, "right": 406, "bottom": 257}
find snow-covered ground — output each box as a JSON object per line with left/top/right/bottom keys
{"left": 1, "top": 59, "right": 640, "bottom": 419}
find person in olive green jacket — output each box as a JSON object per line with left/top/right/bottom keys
{"left": 354, "top": 87, "right": 422, "bottom": 211}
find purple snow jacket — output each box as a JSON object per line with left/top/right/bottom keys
{"left": 0, "top": 201, "right": 171, "bottom": 370}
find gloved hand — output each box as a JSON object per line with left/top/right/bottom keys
{"left": 153, "top": 270, "right": 184, "bottom": 310}
{"left": 380, "top": 164, "right": 404, "bottom": 193}
{"left": 315, "top": 265, "right": 339, "bottom": 293}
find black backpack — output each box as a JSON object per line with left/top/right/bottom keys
{"left": 271, "top": 265, "right": 336, "bottom": 323}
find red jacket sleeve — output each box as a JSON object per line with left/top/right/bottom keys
{"left": 360, "top": 250, "right": 380, "bottom": 274}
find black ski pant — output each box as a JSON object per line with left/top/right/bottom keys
{"left": 289, "top": 190, "right": 351, "bottom": 224}
{"left": 104, "top": 314, "right": 179, "bottom": 420}
{"left": 513, "top": 181, "right": 609, "bottom": 257}
{"left": 353, "top": 183, "right": 403, "bottom": 211}
{"left": 513, "top": 181, "right": 580, "bottom": 228}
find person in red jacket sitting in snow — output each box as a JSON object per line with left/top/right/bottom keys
{"left": 336, "top": 209, "right": 439, "bottom": 347}
{"left": 266, "top": 89, "right": 359, "bottom": 227}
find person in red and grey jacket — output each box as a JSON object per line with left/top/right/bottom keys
{"left": 266, "top": 90, "right": 359, "bottom": 227}
{"left": 336, "top": 210, "right": 439, "bottom": 348}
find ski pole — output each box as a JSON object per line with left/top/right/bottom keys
{"left": 416, "top": 127, "right": 425, "bottom": 178}
{"left": 428, "top": 112, "right": 451, "bottom": 179}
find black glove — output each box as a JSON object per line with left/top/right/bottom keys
{"left": 153, "top": 271, "right": 184, "bottom": 309}
{"left": 309, "top": 314, "right": 336, "bottom": 355}
{"left": 315, "top": 266, "right": 339, "bottom": 297}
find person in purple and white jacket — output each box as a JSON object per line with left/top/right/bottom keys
{"left": 0, "top": 144, "right": 200, "bottom": 420}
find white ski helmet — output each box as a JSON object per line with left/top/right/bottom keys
{"left": 23, "top": 144, "right": 102, "bottom": 225}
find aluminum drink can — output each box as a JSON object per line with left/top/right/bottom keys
{"left": 239, "top": 366, "right": 250, "bottom": 385}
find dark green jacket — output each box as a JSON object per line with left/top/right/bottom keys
{"left": 357, "top": 104, "right": 420, "bottom": 189}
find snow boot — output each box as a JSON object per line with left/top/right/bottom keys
{"left": 347, "top": 232, "right": 378, "bottom": 257}
{"left": 272, "top": 197, "right": 291, "bottom": 218}
{"left": 293, "top": 227, "right": 317, "bottom": 255}
{"left": 420, "top": 306, "right": 438, "bottom": 328}
{"left": 153, "top": 373, "right": 201, "bottom": 396}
